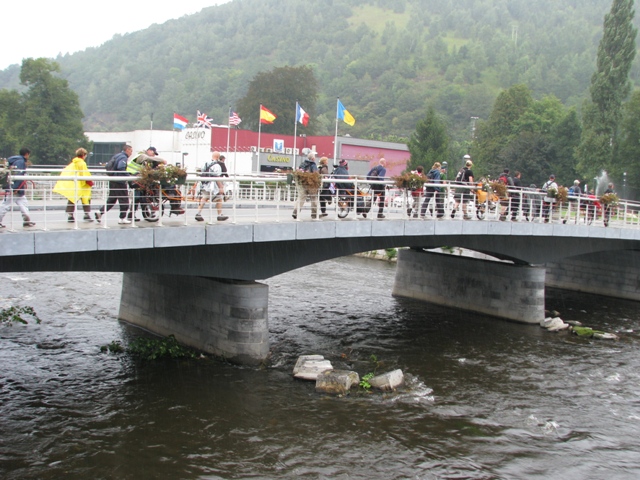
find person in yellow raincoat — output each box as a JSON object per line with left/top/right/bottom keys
{"left": 53, "top": 148, "right": 95, "bottom": 223}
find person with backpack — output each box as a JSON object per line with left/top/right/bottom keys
{"left": 420, "top": 162, "right": 445, "bottom": 218}
{"left": 95, "top": 144, "right": 132, "bottom": 224}
{"left": 367, "top": 158, "right": 387, "bottom": 219}
{"left": 511, "top": 171, "right": 523, "bottom": 221}
{"left": 194, "top": 155, "right": 229, "bottom": 222}
{"left": 451, "top": 156, "right": 475, "bottom": 219}
{"left": 541, "top": 174, "right": 558, "bottom": 223}
{"left": 292, "top": 151, "right": 319, "bottom": 219}
{"left": 0, "top": 147, "right": 36, "bottom": 228}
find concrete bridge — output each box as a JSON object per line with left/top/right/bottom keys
{"left": 2, "top": 174, "right": 640, "bottom": 363}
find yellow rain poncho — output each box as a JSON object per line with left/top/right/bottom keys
{"left": 53, "top": 156, "right": 93, "bottom": 204}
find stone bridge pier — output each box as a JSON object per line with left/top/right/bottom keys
{"left": 393, "top": 249, "right": 546, "bottom": 323}
{"left": 119, "top": 273, "right": 270, "bottom": 364}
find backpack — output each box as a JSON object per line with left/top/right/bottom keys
{"left": 105, "top": 154, "right": 120, "bottom": 176}
{"left": 298, "top": 159, "right": 315, "bottom": 172}
{"left": 455, "top": 168, "right": 465, "bottom": 183}
{"left": 367, "top": 166, "right": 380, "bottom": 180}
{"left": 426, "top": 169, "right": 436, "bottom": 180}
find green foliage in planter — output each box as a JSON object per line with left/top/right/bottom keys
{"left": 138, "top": 164, "right": 187, "bottom": 188}
{"left": 1, "top": 306, "right": 41, "bottom": 325}
{"left": 599, "top": 193, "right": 619, "bottom": 206}
{"left": 393, "top": 173, "right": 425, "bottom": 190}
{"left": 292, "top": 171, "right": 321, "bottom": 193}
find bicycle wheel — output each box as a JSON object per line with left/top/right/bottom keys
{"left": 337, "top": 197, "right": 351, "bottom": 218}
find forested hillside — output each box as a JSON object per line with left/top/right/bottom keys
{"left": 0, "top": 0, "right": 636, "bottom": 148}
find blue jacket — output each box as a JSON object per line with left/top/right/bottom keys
{"left": 7, "top": 155, "right": 27, "bottom": 193}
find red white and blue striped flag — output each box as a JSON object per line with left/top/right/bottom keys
{"left": 229, "top": 110, "right": 242, "bottom": 126}
{"left": 173, "top": 113, "right": 188, "bottom": 130}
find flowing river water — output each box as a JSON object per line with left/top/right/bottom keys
{"left": 1, "top": 256, "right": 639, "bottom": 479}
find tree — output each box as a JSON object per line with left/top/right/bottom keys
{"left": 472, "top": 84, "right": 533, "bottom": 176}
{"left": 616, "top": 90, "right": 640, "bottom": 194}
{"left": 236, "top": 66, "right": 319, "bottom": 134}
{"left": 0, "top": 89, "right": 22, "bottom": 158}
{"left": 18, "top": 58, "right": 89, "bottom": 164}
{"left": 577, "top": 0, "right": 637, "bottom": 178}
{"left": 407, "top": 105, "right": 449, "bottom": 172}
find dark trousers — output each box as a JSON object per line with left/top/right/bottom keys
{"left": 100, "top": 182, "right": 130, "bottom": 219}
{"left": 421, "top": 188, "right": 444, "bottom": 217}
{"left": 372, "top": 186, "right": 385, "bottom": 213}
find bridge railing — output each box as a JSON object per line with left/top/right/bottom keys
{"left": 1, "top": 169, "right": 638, "bottom": 230}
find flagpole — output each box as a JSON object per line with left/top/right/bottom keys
{"left": 233, "top": 125, "right": 238, "bottom": 177}
{"left": 226, "top": 106, "right": 232, "bottom": 157}
{"left": 334, "top": 98, "right": 340, "bottom": 165}
{"left": 293, "top": 101, "right": 299, "bottom": 169}
{"left": 258, "top": 104, "right": 262, "bottom": 160}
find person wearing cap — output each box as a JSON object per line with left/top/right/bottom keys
{"left": 541, "top": 174, "right": 558, "bottom": 222}
{"left": 332, "top": 159, "right": 354, "bottom": 212}
{"left": 292, "top": 151, "right": 319, "bottom": 219}
{"left": 451, "top": 155, "right": 474, "bottom": 219}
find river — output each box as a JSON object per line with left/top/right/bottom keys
{"left": 1, "top": 257, "right": 639, "bottom": 479}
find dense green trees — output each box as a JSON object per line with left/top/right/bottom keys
{"left": 236, "top": 66, "right": 318, "bottom": 134}
{"left": 0, "top": 59, "right": 89, "bottom": 164}
{"left": 577, "top": 0, "right": 637, "bottom": 179}
{"left": 407, "top": 105, "right": 449, "bottom": 172}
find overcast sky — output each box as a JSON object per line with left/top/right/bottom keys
{"left": 1, "top": 1, "right": 231, "bottom": 70}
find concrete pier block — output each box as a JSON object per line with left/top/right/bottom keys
{"left": 393, "top": 249, "right": 545, "bottom": 323}
{"left": 119, "top": 273, "right": 269, "bottom": 364}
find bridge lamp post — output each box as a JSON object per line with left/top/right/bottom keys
{"left": 623, "top": 172, "right": 627, "bottom": 199}
{"left": 181, "top": 152, "right": 189, "bottom": 168}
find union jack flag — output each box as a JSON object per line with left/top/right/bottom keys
{"left": 229, "top": 110, "right": 242, "bottom": 126}
{"left": 196, "top": 110, "right": 214, "bottom": 128}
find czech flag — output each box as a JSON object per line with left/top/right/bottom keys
{"left": 296, "top": 103, "right": 310, "bottom": 127}
{"left": 260, "top": 105, "right": 277, "bottom": 124}
{"left": 173, "top": 113, "right": 188, "bottom": 130}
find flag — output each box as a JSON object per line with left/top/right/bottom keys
{"left": 296, "top": 103, "right": 310, "bottom": 127}
{"left": 337, "top": 99, "right": 355, "bottom": 126}
{"left": 260, "top": 105, "right": 277, "bottom": 124}
{"left": 229, "top": 110, "right": 242, "bottom": 126}
{"left": 196, "top": 110, "right": 214, "bottom": 128}
{"left": 173, "top": 113, "right": 188, "bottom": 130}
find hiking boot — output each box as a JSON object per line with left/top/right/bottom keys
{"left": 0, "top": 223, "right": 5, "bottom": 228}
{"left": 23, "top": 221, "right": 36, "bottom": 227}
{"left": 377, "top": 213, "right": 385, "bottom": 219}
{"left": 67, "top": 215, "right": 75, "bottom": 223}
{"left": 292, "top": 212, "right": 297, "bottom": 219}
{"left": 83, "top": 214, "right": 94, "bottom": 222}
{"left": 195, "top": 213, "right": 204, "bottom": 222}
{"left": 118, "top": 218, "right": 132, "bottom": 224}
{"left": 320, "top": 213, "right": 328, "bottom": 217}
{"left": 217, "top": 215, "right": 229, "bottom": 221}
{"left": 95, "top": 212, "right": 102, "bottom": 223}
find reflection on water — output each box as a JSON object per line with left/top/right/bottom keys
{"left": 1, "top": 257, "right": 639, "bottom": 479}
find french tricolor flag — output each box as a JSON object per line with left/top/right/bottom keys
{"left": 296, "top": 103, "right": 310, "bottom": 127}
{"left": 173, "top": 113, "right": 188, "bottom": 130}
